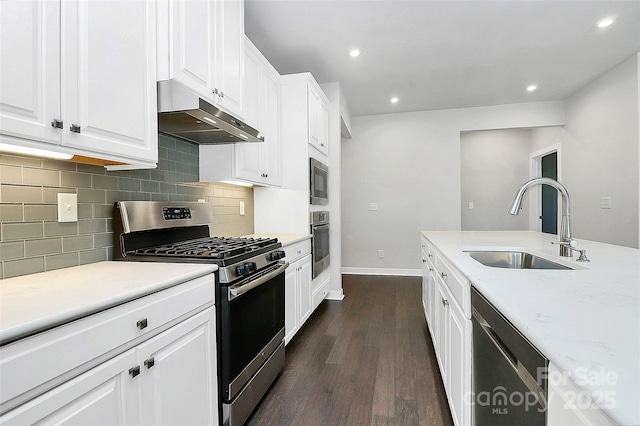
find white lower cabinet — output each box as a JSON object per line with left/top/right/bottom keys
{"left": 421, "top": 236, "right": 471, "bottom": 426}
{"left": 0, "top": 276, "right": 218, "bottom": 425}
{"left": 283, "top": 239, "right": 312, "bottom": 344}
{"left": 0, "top": 349, "right": 139, "bottom": 425}
{"left": 547, "top": 363, "right": 615, "bottom": 426}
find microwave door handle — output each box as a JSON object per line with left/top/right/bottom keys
{"left": 228, "top": 261, "right": 289, "bottom": 300}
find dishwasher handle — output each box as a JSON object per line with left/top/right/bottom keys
{"left": 472, "top": 308, "right": 546, "bottom": 410}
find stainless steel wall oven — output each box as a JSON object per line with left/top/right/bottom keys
{"left": 311, "top": 211, "right": 330, "bottom": 278}
{"left": 310, "top": 158, "right": 328, "bottom": 205}
{"left": 113, "top": 201, "right": 287, "bottom": 426}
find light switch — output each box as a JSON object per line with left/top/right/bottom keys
{"left": 600, "top": 197, "right": 612, "bottom": 209}
{"left": 57, "top": 193, "right": 78, "bottom": 222}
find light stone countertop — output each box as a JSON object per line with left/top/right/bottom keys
{"left": 421, "top": 230, "right": 640, "bottom": 425}
{"left": 0, "top": 261, "right": 217, "bottom": 345}
{"left": 243, "top": 233, "right": 311, "bottom": 247}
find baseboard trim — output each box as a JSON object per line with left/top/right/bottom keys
{"left": 341, "top": 267, "right": 422, "bottom": 277}
{"left": 325, "top": 289, "right": 344, "bottom": 300}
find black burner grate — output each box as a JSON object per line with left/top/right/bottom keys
{"left": 133, "top": 237, "right": 279, "bottom": 260}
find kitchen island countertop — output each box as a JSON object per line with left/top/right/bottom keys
{"left": 0, "top": 261, "right": 217, "bottom": 345}
{"left": 421, "top": 230, "right": 639, "bottom": 425}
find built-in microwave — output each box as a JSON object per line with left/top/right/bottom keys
{"left": 310, "top": 158, "right": 328, "bottom": 205}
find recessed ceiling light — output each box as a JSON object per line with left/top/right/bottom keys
{"left": 526, "top": 85, "right": 537, "bottom": 92}
{"left": 349, "top": 48, "right": 361, "bottom": 57}
{"left": 390, "top": 97, "right": 399, "bottom": 103}
{"left": 597, "top": 17, "right": 615, "bottom": 28}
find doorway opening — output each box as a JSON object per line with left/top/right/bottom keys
{"left": 529, "top": 144, "right": 562, "bottom": 233}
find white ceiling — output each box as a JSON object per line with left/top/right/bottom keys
{"left": 244, "top": 0, "right": 640, "bottom": 117}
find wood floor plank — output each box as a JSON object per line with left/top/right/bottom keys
{"left": 246, "top": 275, "right": 454, "bottom": 426}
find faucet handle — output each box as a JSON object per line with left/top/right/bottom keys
{"left": 551, "top": 239, "right": 578, "bottom": 248}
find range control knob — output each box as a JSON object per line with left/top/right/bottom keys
{"left": 236, "top": 262, "right": 257, "bottom": 277}
{"left": 269, "top": 250, "right": 286, "bottom": 261}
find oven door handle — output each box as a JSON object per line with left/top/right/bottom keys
{"left": 228, "top": 261, "right": 289, "bottom": 299}
{"left": 312, "top": 223, "right": 329, "bottom": 230}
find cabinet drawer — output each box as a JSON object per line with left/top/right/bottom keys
{"left": 435, "top": 255, "right": 467, "bottom": 312}
{"left": 0, "top": 274, "right": 214, "bottom": 412}
{"left": 284, "top": 239, "right": 311, "bottom": 262}
{"left": 311, "top": 277, "right": 329, "bottom": 311}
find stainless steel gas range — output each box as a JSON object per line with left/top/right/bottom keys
{"left": 113, "top": 201, "right": 287, "bottom": 426}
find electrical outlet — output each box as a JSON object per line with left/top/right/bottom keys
{"left": 239, "top": 201, "right": 245, "bottom": 215}
{"left": 468, "top": 201, "right": 474, "bottom": 209}
{"left": 370, "top": 202, "right": 379, "bottom": 211}
{"left": 600, "top": 197, "right": 612, "bottom": 209}
{"left": 378, "top": 250, "right": 384, "bottom": 258}
{"left": 57, "top": 193, "right": 78, "bottom": 222}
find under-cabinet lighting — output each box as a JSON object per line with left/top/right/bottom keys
{"left": 238, "top": 134, "right": 249, "bottom": 140}
{"left": 221, "top": 180, "right": 253, "bottom": 187}
{"left": 203, "top": 116, "right": 217, "bottom": 124}
{"left": 0, "top": 143, "right": 73, "bottom": 160}
{"left": 526, "top": 84, "right": 537, "bottom": 92}
{"left": 349, "top": 48, "right": 361, "bottom": 57}
{"left": 390, "top": 97, "right": 399, "bottom": 103}
{"left": 597, "top": 17, "right": 615, "bottom": 28}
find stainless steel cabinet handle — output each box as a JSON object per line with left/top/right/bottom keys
{"left": 422, "top": 259, "right": 426, "bottom": 263}
{"left": 429, "top": 268, "right": 433, "bottom": 272}
{"left": 442, "top": 297, "right": 448, "bottom": 306}
{"left": 69, "top": 124, "right": 81, "bottom": 133}
{"left": 129, "top": 366, "right": 140, "bottom": 378}
{"left": 51, "top": 119, "right": 63, "bottom": 129}
{"left": 428, "top": 254, "right": 433, "bottom": 259}
{"left": 220, "top": 91, "right": 225, "bottom": 98}
{"left": 136, "top": 318, "right": 148, "bottom": 330}
{"left": 144, "top": 357, "right": 155, "bottom": 369}
{"left": 441, "top": 272, "right": 447, "bottom": 279}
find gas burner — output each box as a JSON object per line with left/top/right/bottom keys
{"left": 133, "top": 236, "right": 280, "bottom": 261}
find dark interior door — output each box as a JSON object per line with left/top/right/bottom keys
{"left": 541, "top": 152, "right": 558, "bottom": 234}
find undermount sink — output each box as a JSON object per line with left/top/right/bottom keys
{"left": 465, "top": 250, "right": 573, "bottom": 270}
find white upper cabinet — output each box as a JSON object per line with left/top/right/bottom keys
{"left": 200, "top": 37, "right": 281, "bottom": 187}
{"left": 308, "top": 84, "right": 329, "bottom": 156}
{"left": 158, "top": 0, "right": 244, "bottom": 118}
{"left": 0, "top": 0, "right": 61, "bottom": 146}
{"left": 0, "top": 0, "right": 158, "bottom": 169}
{"left": 61, "top": 0, "right": 158, "bottom": 166}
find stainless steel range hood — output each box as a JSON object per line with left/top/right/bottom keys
{"left": 157, "top": 79, "right": 263, "bottom": 144}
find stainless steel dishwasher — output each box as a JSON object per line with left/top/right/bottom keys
{"left": 471, "top": 287, "right": 548, "bottom": 425}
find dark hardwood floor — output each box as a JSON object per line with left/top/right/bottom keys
{"left": 246, "top": 275, "right": 454, "bottom": 426}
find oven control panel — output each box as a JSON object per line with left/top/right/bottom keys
{"left": 163, "top": 207, "right": 192, "bottom": 220}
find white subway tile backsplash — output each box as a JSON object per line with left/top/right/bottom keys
{"left": 1, "top": 137, "right": 254, "bottom": 279}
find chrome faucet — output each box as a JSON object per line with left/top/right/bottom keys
{"left": 509, "top": 177, "right": 576, "bottom": 256}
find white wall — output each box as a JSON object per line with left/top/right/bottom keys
{"left": 341, "top": 102, "right": 565, "bottom": 273}
{"left": 460, "top": 129, "right": 532, "bottom": 231}
{"left": 563, "top": 54, "right": 639, "bottom": 248}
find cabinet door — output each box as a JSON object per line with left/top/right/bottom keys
{"left": 213, "top": 0, "right": 243, "bottom": 117}
{"left": 165, "top": 0, "right": 215, "bottom": 99}
{"left": 138, "top": 307, "right": 218, "bottom": 426}
{"left": 298, "top": 255, "right": 313, "bottom": 325}
{"left": 0, "top": 349, "right": 139, "bottom": 426}
{"left": 261, "top": 67, "right": 281, "bottom": 185}
{"left": 317, "top": 99, "right": 329, "bottom": 155}
{"left": 284, "top": 261, "right": 298, "bottom": 345}
{"left": 435, "top": 280, "right": 449, "bottom": 388}
{"left": 0, "top": 0, "right": 61, "bottom": 145}
{"left": 61, "top": 0, "right": 157, "bottom": 164}
{"left": 448, "top": 300, "right": 465, "bottom": 426}
{"left": 307, "top": 86, "right": 320, "bottom": 149}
